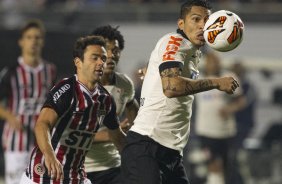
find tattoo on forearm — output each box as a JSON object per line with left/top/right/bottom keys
{"left": 185, "top": 79, "right": 214, "bottom": 94}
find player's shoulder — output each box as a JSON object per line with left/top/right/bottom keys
{"left": 156, "top": 32, "right": 193, "bottom": 51}
{"left": 159, "top": 32, "right": 188, "bottom": 43}
{"left": 42, "top": 59, "right": 57, "bottom": 69}
{"left": 50, "top": 76, "right": 75, "bottom": 103}
{"left": 55, "top": 76, "right": 74, "bottom": 86}
{"left": 0, "top": 62, "right": 19, "bottom": 78}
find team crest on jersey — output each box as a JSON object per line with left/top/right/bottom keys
{"left": 34, "top": 163, "right": 45, "bottom": 175}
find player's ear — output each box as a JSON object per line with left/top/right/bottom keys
{"left": 178, "top": 19, "right": 184, "bottom": 31}
{"left": 74, "top": 57, "right": 82, "bottom": 71}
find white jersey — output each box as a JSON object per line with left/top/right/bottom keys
{"left": 130, "top": 32, "right": 201, "bottom": 154}
{"left": 85, "top": 72, "right": 135, "bottom": 172}
{"left": 195, "top": 71, "right": 242, "bottom": 138}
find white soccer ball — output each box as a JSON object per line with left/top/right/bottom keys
{"left": 203, "top": 10, "right": 244, "bottom": 52}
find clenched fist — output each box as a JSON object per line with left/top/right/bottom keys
{"left": 216, "top": 77, "right": 239, "bottom": 94}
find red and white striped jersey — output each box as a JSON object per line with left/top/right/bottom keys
{"left": 0, "top": 57, "right": 56, "bottom": 152}
{"left": 25, "top": 75, "right": 119, "bottom": 184}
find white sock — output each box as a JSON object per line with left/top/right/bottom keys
{"left": 206, "top": 172, "right": 224, "bottom": 184}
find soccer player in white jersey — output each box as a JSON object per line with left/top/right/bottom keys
{"left": 85, "top": 25, "right": 139, "bottom": 184}
{"left": 120, "top": 1, "right": 240, "bottom": 184}
{"left": 195, "top": 52, "right": 246, "bottom": 184}
{"left": 19, "top": 36, "right": 126, "bottom": 184}
{"left": 0, "top": 19, "right": 56, "bottom": 184}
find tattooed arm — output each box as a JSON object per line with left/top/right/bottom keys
{"left": 160, "top": 67, "right": 239, "bottom": 98}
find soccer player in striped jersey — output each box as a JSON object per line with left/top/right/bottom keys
{"left": 19, "top": 35, "right": 126, "bottom": 184}
{"left": 120, "top": 1, "right": 240, "bottom": 184}
{"left": 0, "top": 19, "right": 57, "bottom": 184}
{"left": 85, "top": 25, "right": 139, "bottom": 184}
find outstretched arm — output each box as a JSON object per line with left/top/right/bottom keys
{"left": 0, "top": 105, "right": 22, "bottom": 130}
{"left": 35, "top": 107, "right": 63, "bottom": 181}
{"left": 160, "top": 67, "right": 239, "bottom": 98}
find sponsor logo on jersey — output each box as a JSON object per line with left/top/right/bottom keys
{"left": 53, "top": 84, "right": 70, "bottom": 103}
{"left": 63, "top": 130, "right": 93, "bottom": 150}
{"left": 163, "top": 36, "right": 183, "bottom": 61}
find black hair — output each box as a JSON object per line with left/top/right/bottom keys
{"left": 20, "top": 19, "right": 46, "bottom": 38}
{"left": 91, "top": 25, "right": 125, "bottom": 50}
{"left": 73, "top": 35, "right": 106, "bottom": 61}
{"left": 179, "top": 0, "right": 212, "bottom": 19}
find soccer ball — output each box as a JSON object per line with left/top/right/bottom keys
{"left": 203, "top": 10, "right": 244, "bottom": 52}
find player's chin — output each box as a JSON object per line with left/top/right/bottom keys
{"left": 194, "top": 40, "right": 205, "bottom": 48}
{"left": 104, "top": 68, "right": 114, "bottom": 74}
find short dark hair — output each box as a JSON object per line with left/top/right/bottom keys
{"left": 73, "top": 35, "right": 106, "bottom": 61}
{"left": 20, "top": 19, "right": 46, "bottom": 38}
{"left": 179, "top": 0, "right": 211, "bottom": 19}
{"left": 91, "top": 25, "right": 125, "bottom": 50}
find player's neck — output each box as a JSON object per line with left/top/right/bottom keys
{"left": 22, "top": 53, "right": 42, "bottom": 67}
{"left": 101, "top": 72, "right": 115, "bottom": 85}
{"left": 77, "top": 74, "right": 98, "bottom": 92}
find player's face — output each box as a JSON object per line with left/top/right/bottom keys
{"left": 75, "top": 45, "right": 107, "bottom": 83}
{"left": 178, "top": 6, "right": 210, "bottom": 47}
{"left": 18, "top": 27, "right": 44, "bottom": 56}
{"left": 104, "top": 39, "right": 121, "bottom": 74}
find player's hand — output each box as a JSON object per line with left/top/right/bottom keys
{"left": 44, "top": 153, "right": 64, "bottom": 181}
{"left": 217, "top": 77, "right": 239, "bottom": 94}
{"left": 138, "top": 67, "right": 147, "bottom": 81}
{"left": 120, "top": 118, "right": 132, "bottom": 133}
{"left": 7, "top": 115, "right": 22, "bottom": 130}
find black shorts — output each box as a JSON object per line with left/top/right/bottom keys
{"left": 120, "top": 131, "right": 190, "bottom": 184}
{"left": 87, "top": 167, "right": 121, "bottom": 184}
{"left": 198, "top": 136, "right": 232, "bottom": 166}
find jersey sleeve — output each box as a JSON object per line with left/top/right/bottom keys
{"left": 103, "top": 96, "right": 120, "bottom": 130}
{"left": 0, "top": 67, "right": 11, "bottom": 100}
{"left": 42, "top": 79, "right": 73, "bottom": 117}
{"left": 158, "top": 34, "right": 189, "bottom": 73}
{"left": 124, "top": 74, "right": 135, "bottom": 103}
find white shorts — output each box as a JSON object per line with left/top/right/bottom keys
{"left": 4, "top": 151, "right": 30, "bottom": 184}
{"left": 19, "top": 173, "right": 35, "bottom": 184}
{"left": 19, "top": 172, "right": 93, "bottom": 184}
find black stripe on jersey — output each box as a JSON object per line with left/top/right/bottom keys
{"left": 63, "top": 178, "right": 71, "bottom": 184}
{"left": 29, "top": 72, "right": 34, "bottom": 97}
{"left": 14, "top": 71, "right": 21, "bottom": 113}
{"left": 78, "top": 92, "right": 92, "bottom": 131}
{"left": 159, "top": 61, "right": 184, "bottom": 73}
{"left": 11, "top": 131, "right": 16, "bottom": 151}
{"left": 42, "top": 177, "right": 51, "bottom": 184}
{"left": 63, "top": 147, "right": 77, "bottom": 176}
{"left": 51, "top": 102, "right": 75, "bottom": 149}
